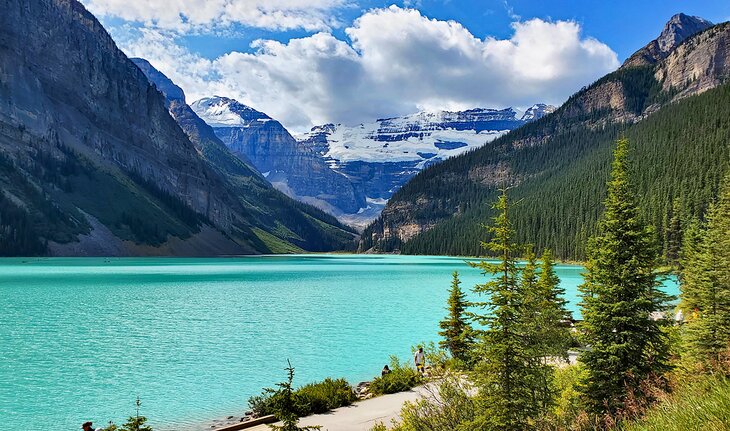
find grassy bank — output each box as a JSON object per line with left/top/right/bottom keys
{"left": 620, "top": 375, "right": 730, "bottom": 431}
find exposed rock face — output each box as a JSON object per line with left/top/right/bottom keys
{"left": 655, "top": 22, "right": 730, "bottom": 99}
{"left": 191, "top": 96, "right": 365, "bottom": 215}
{"left": 0, "top": 0, "right": 354, "bottom": 255}
{"left": 623, "top": 13, "right": 713, "bottom": 68}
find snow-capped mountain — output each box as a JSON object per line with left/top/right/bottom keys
{"left": 191, "top": 97, "right": 553, "bottom": 228}
{"left": 295, "top": 105, "right": 555, "bottom": 226}
{"left": 191, "top": 96, "right": 365, "bottom": 215}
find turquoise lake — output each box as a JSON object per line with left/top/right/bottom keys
{"left": 0, "top": 255, "right": 679, "bottom": 430}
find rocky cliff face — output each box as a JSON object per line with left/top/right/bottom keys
{"left": 561, "top": 16, "right": 724, "bottom": 125}
{"left": 0, "top": 0, "right": 354, "bottom": 255}
{"left": 191, "top": 97, "right": 365, "bottom": 215}
{"left": 655, "top": 22, "right": 730, "bottom": 99}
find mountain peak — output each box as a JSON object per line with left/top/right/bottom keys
{"left": 622, "top": 13, "right": 713, "bottom": 68}
{"left": 657, "top": 13, "right": 714, "bottom": 53}
{"left": 191, "top": 96, "right": 271, "bottom": 127}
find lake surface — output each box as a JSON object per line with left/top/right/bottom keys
{"left": 0, "top": 255, "right": 678, "bottom": 430}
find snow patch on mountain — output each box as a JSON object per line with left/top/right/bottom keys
{"left": 191, "top": 96, "right": 271, "bottom": 127}
{"left": 296, "top": 105, "right": 554, "bottom": 165}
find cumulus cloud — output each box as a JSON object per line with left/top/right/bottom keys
{"left": 82, "top": 0, "right": 345, "bottom": 32}
{"left": 122, "top": 6, "right": 619, "bottom": 131}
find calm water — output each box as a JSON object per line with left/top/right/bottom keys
{"left": 0, "top": 255, "right": 678, "bottom": 430}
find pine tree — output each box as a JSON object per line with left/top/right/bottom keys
{"left": 438, "top": 271, "right": 473, "bottom": 363}
{"left": 521, "top": 248, "right": 571, "bottom": 414}
{"left": 679, "top": 217, "right": 705, "bottom": 312}
{"left": 578, "top": 138, "right": 671, "bottom": 417}
{"left": 467, "top": 188, "right": 535, "bottom": 430}
{"left": 120, "top": 397, "right": 152, "bottom": 431}
{"left": 683, "top": 174, "right": 730, "bottom": 367}
{"left": 268, "top": 360, "right": 321, "bottom": 431}
{"left": 536, "top": 249, "right": 571, "bottom": 361}
{"left": 665, "top": 198, "right": 683, "bottom": 265}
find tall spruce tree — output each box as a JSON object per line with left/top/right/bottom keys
{"left": 536, "top": 249, "right": 571, "bottom": 360}
{"left": 665, "top": 198, "right": 683, "bottom": 266}
{"left": 467, "top": 188, "right": 536, "bottom": 431}
{"left": 521, "top": 248, "right": 571, "bottom": 413}
{"left": 679, "top": 217, "right": 706, "bottom": 312}
{"left": 438, "top": 271, "right": 473, "bottom": 363}
{"left": 682, "top": 174, "right": 730, "bottom": 367}
{"left": 578, "top": 138, "right": 671, "bottom": 417}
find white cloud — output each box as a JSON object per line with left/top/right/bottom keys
{"left": 121, "top": 6, "right": 619, "bottom": 132}
{"left": 81, "top": 0, "right": 345, "bottom": 32}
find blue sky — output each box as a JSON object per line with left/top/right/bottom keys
{"left": 83, "top": 0, "right": 730, "bottom": 131}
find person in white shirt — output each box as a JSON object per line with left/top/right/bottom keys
{"left": 414, "top": 347, "right": 425, "bottom": 374}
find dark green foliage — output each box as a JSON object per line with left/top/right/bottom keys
{"left": 249, "top": 375, "right": 354, "bottom": 419}
{"left": 120, "top": 416, "right": 152, "bottom": 431}
{"left": 578, "top": 139, "right": 671, "bottom": 417}
{"left": 523, "top": 248, "right": 572, "bottom": 413}
{"left": 681, "top": 174, "right": 730, "bottom": 368}
{"left": 370, "top": 356, "right": 423, "bottom": 395}
{"left": 263, "top": 361, "right": 321, "bottom": 431}
{"left": 466, "top": 189, "right": 536, "bottom": 431}
{"left": 438, "top": 271, "right": 473, "bottom": 363}
{"left": 664, "top": 199, "right": 683, "bottom": 265}
{"left": 367, "top": 80, "right": 730, "bottom": 261}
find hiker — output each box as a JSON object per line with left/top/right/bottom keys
{"left": 414, "top": 347, "right": 425, "bottom": 374}
{"left": 81, "top": 422, "right": 96, "bottom": 431}
{"left": 381, "top": 364, "right": 391, "bottom": 376}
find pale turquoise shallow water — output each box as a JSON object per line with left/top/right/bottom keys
{"left": 0, "top": 255, "right": 678, "bottom": 430}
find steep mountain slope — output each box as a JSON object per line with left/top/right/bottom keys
{"left": 295, "top": 105, "right": 554, "bottom": 226}
{"left": 191, "top": 96, "right": 365, "bottom": 216}
{"left": 131, "top": 59, "right": 357, "bottom": 253}
{"left": 0, "top": 0, "right": 354, "bottom": 256}
{"left": 363, "top": 15, "right": 730, "bottom": 259}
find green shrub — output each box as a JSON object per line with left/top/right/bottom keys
{"left": 296, "top": 378, "right": 357, "bottom": 415}
{"left": 249, "top": 377, "right": 356, "bottom": 418}
{"left": 370, "top": 356, "right": 423, "bottom": 395}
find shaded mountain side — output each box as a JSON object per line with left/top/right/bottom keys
{"left": 362, "top": 16, "right": 730, "bottom": 259}
{"left": 0, "top": 0, "right": 355, "bottom": 256}
{"left": 132, "top": 59, "right": 357, "bottom": 253}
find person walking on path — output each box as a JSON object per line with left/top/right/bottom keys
{"left": 414, "top": 347, "right": 425, "bottom": 374}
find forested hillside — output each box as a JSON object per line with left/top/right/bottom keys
{"left": 362, "top": 19, "right": 730, "bottom": 260}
